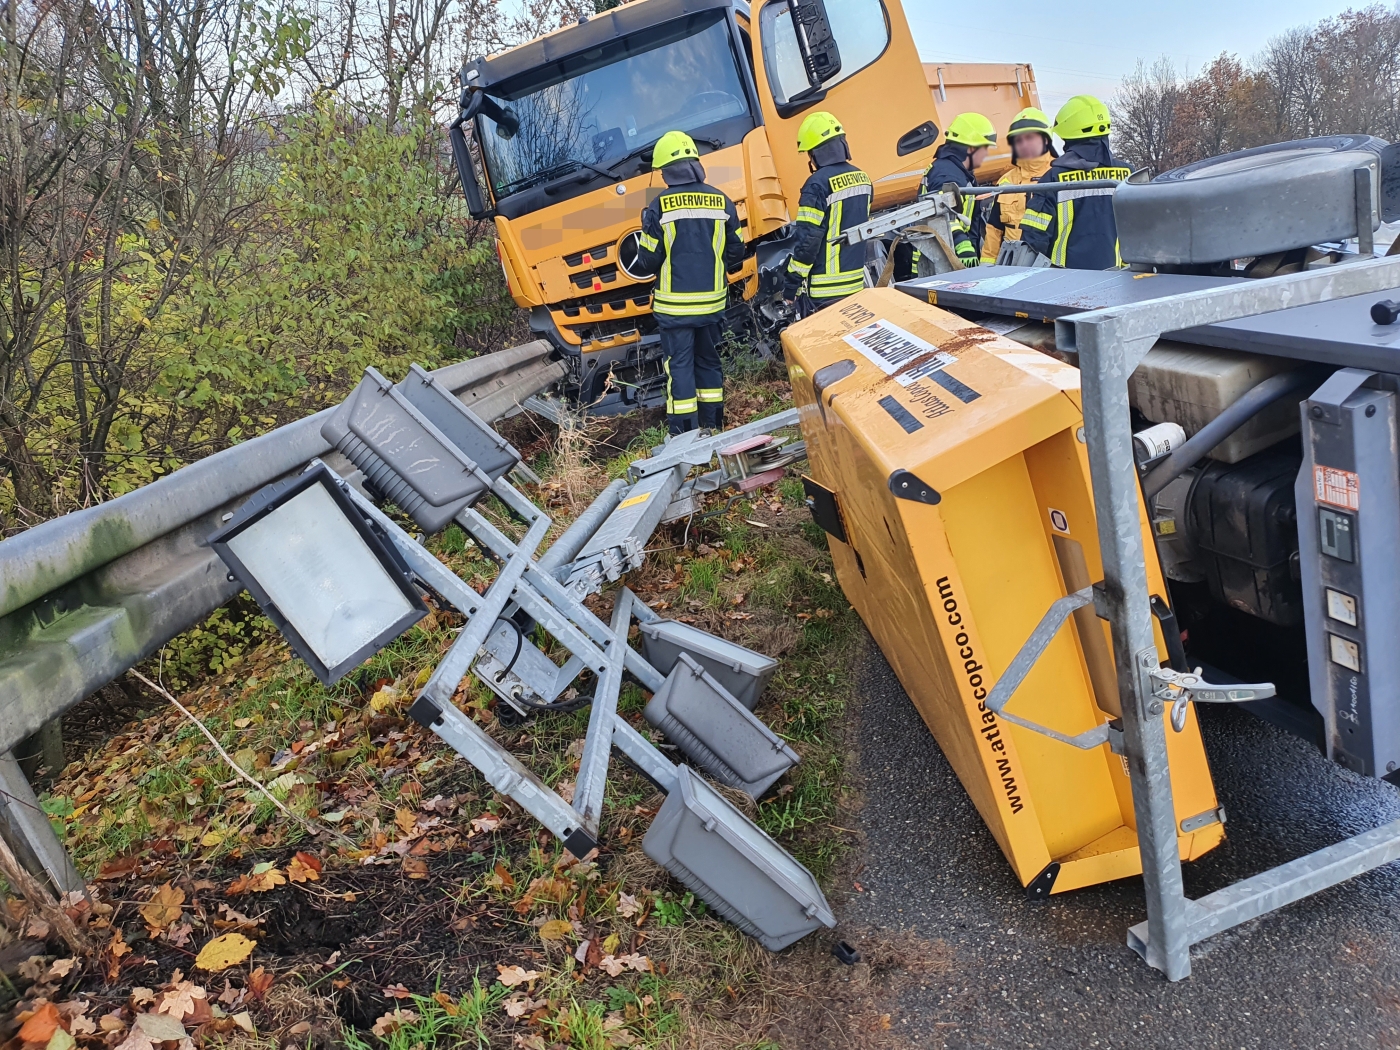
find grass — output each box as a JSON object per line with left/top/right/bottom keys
{"left": 32, "top": 362, "right": 870, "bottom": 1048}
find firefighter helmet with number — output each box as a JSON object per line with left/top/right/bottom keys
{"left": 653, "top": 130, "right": 700, "bottom": 167}
{"left": 796, "top": 111, "right": 846, "bottom": 153}
{"left": 1053, "top": 95, "right": 1111, "bottom": 141}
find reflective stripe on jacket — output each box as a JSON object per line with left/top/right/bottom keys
{"left": 635, "top": 181, "right": 745, "bottom": 322}
{"left": 783, "top": 163, "right": 873, "bottom": 302}
{"left": 1020, "top": 138, "right": 1129, "bottom": 270}
{"left": 980, "top": 152, "right": 1053, "bottom": 263}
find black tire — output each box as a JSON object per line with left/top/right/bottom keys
{"left": 1115, "top": 135, "right": 1389, "bottom": 265}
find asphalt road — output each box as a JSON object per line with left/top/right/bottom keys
{"left": 841, "top": 644, "right": 1400, "bottom": 1049}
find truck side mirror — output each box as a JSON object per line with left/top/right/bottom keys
{"left": 449, "top": 117, "right": 493, "bottom": 220}
{"left": 789, "top": 0, "right": 841, "bottom": 89}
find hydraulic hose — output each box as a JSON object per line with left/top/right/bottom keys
{"left": 1141, "top": 369, "right": 1322, "bottom": 501}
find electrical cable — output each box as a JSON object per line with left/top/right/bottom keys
{"left": 491, "top": 617, "right": 595, "bottom": 716}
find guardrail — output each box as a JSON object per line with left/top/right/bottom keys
{"left": 0, "top": 341, "right": 565, "bottom": 760}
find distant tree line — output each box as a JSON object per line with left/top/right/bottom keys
{"left": 1112, "top": 4, "right": 1400, "bottom": 175}
{"left": 0, "top": 0, "right": 589, "bottom": 530}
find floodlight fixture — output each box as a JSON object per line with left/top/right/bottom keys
{"left": 210, "top": 463, "right": 428, "bottom": 685}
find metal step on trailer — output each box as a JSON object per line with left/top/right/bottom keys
{"left": 202, "top": 367, "right": 834, "bottom": 952}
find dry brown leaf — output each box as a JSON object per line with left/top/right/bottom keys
{"left": 370, "top": 1010, "right": 418, "bottom": 1037}
{"left": 394, "top": 808, "right": 417, "bottom": 836}
{"left": 286, "top": 852, "right": 321, "bottom": 884}
{"left": 492, "top": 863, "right": 515, "bottom": 891}
{"left": 402, "top": 857, "right": 428, "bottom": 879}
{"left": 495, "top": 964, "right": 542, "bottom": 988}
{"left": 68, "top": 1016, "right": 96, "bottom": 1037}
{"left": 537, "top": 919, "right": 573, "bottom": 942}
{"left": 139, "top": 883, "right": 185, "bottom": 932}
{"left": 615, "top": 892, "right": 640, "bottom": 918}
{"left": 48, "top": 958, "right": 77, "bottom": 978}
{"left": 470, "top": 813, "right": 501, "bottom": 835}
{"left": 157, "top": 979, "right": 206, "bottom": 1018}
{"left": 195, "top": 933, "right": 256, "bottom": 972}
{"left": 430, "top": 991, "right": 458, "bottom": 1017}
{"left": 246, "top": 966, "right": 274, "bottom": 998}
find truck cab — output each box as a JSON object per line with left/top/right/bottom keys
{"left": 450, "top": 0, "right": 1022, "bottom": 412}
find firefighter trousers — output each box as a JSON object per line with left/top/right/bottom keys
{"left": 660, "top": 321, "right": 724, "bottom": 434}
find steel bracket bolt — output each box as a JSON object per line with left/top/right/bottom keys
{"left": 1148, "top": 701, "right": 1164, "bottom": 716}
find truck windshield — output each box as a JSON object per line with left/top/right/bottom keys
{"left": 478, "top": 12, "right": 753, "bottom": 200}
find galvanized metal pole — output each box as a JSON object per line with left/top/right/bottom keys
{"left": 1075, "top": 318, "right": 1194, "bottom": 980}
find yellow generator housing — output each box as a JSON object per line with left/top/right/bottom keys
{"left": 784, "top": 288, "right": 1224, "bottom": 894}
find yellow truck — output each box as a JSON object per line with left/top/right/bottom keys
{"left": 449, "top": 0, "right": 1039, "bottom": 413}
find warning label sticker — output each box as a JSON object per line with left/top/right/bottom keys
{"left": 843, "top": 320, "right": 956, "bottom": 388}
{"left": 1314, "top": 465, "right": 1360, "bottom": 510}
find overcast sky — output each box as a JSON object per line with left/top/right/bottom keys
{"left": 906, "top": 0, "right": 1371, "bottom": 115}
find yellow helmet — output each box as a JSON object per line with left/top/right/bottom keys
{"left": 796, "top": 111, "right": 845, "bottom": 153}
{"left": 653, "top": 130, "right": 700, "bottom": 167}
{"left": 1053, "top": 95, "right": 1111, "bottom": 141}
{"left": 944, "top": 112, "right": 997, "bottom": 148}
{"left": 1007, "top": 107, "right": 1052, "bottom": 138}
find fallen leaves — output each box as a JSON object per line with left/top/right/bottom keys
{"left": 615, "top": 892, "right": 640, "bottom": 918}
{"left": 18, "top": 1002, "right": 62, "bottom": 1043}
{"left": 599, "top": 953, "right": 652, "bottom": 977}
{"left": 226, "top": 861, "right": 285, "bottom": 895}
{"left": 246, "top": 966, "right": 275, "bottom": 998}
{"left": 139, "top": 883, "right": 185, "bottom": 932}
{"left": 194, "top": 933, "right": 256, "bottom": 971}
{"left": 155, "top": 978, "right": 207, "bottom": 1021}
{"left": 495, "top": 964, "right": 542, "bottom": 988}
{"left": 370, "top": 1009, "right": 418, "bottom": 1037}
{"left": 470, "top": 813, "right": 501, "bottom": 835}
{"left": 537, "top": 919, "right": 573, "bottom": 942}
{"left": 286, "top": 851, "right": 321, "bottom": 883}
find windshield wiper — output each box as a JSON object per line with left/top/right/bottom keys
{"left": 542, "top": 160, "right": 620, "bottom": 196}
{"left": 607, "top": 135, "right": 730, "bottom": 178}
{"left": 497, "top": 160, "right": 582, "bottom": 197}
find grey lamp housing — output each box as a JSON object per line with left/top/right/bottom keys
{"left": 322, "top": 365, "right": 521, "bottom": 534}
{"left": 210, "top": 463, "right": 429, "bottom": 685}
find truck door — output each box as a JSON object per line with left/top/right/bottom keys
{"left": 750, "top": 0, "right": 940, "bottom": 212}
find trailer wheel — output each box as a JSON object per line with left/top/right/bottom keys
{"left": 1115, "top": 135, "right": 1390, "bottom": 266}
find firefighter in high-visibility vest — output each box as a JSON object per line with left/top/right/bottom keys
{"left": 980, "top": 107, "right": 1056, "bottom": 264}
{"left": 920, "top": 112, "right": 996, "bottom": 266}
{"left": 634, "top": 130, "right": 745, "bottom": 434}
{"left": 782, "top": 111, "right": 873, "bottom": 310}
{"left": 1021, "top": 95, "right": 1132, "bottom": 269}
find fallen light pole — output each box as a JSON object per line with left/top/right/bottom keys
{"left": 209, "top": 365, "right": 834, "bottom": 952}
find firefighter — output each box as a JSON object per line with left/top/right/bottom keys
{"left": 919, "top": 112, "right": 996, "bottom": 267}
{"left": 980, "top": 107, "right": 1056, "bottom": 264}
{"left": 634, "top": 130, "right": 745, "bottom": 434}
{"left": 782, "top": 111, "right": 873, "bottom": 311}
{"left": 1021, "top": 95, "right": 1132, "bottom": 269}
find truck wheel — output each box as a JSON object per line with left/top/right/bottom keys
{"left": 1115, "top": 135, "right": 1390, "bottom": 266}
